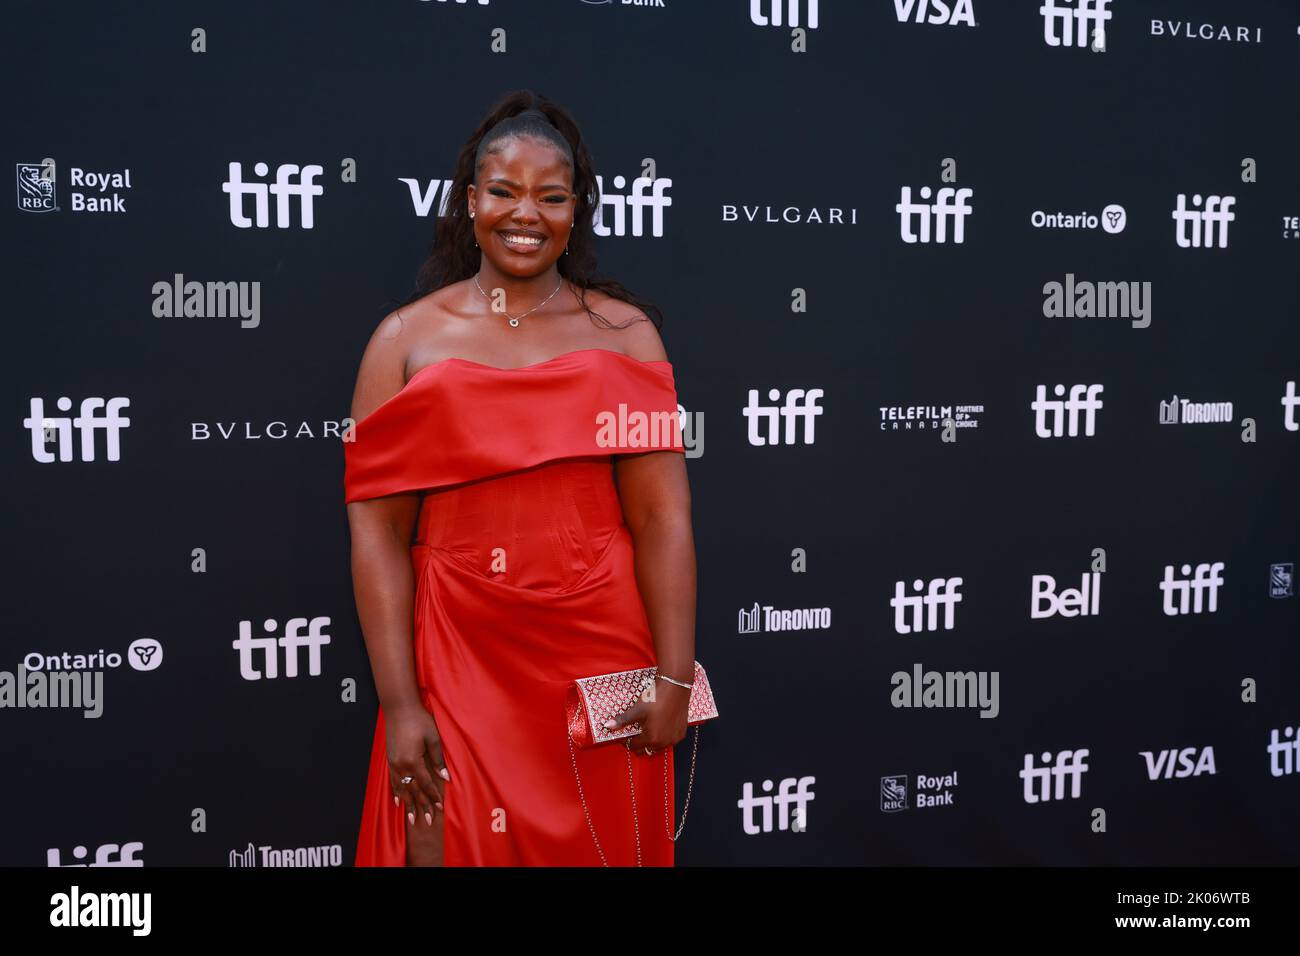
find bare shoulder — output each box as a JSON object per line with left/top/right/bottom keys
{"left": 349, "top": 290, "right": 457, "bottom": 422}
{"left": 583, "top": 289, "right": 669, "bottom": 363}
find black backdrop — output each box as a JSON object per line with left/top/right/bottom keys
{"left": 4, "top": 0, "right": 1298, "bottom": 867}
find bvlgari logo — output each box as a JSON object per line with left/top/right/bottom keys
{"left": 1150, "top": 20, "right": 1262, "bottom": 43}
{"left": 190, "top": 419, "right": 350, "bottom": 441}
{"left": 722, "top": 203, "right": 857, "bottom": 226}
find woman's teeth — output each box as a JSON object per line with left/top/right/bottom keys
{"left": 501, "top": 233, "right": 544, "bottom": 250}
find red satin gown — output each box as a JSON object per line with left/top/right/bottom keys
{"left": 343, "top": 348, "right": 686, "bottom": 866}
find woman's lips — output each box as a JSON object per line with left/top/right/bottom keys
{"left": 498, "top": 231, "right": 546, "bottom": 253}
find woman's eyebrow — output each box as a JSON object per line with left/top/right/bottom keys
{"left": 487, "top": 177, "right": 569, "bottom": 191}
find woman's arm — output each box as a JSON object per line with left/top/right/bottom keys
{"left": 612, "top": 316, "right": 697, "bottom": 693}
{"left": 346, "top": 309, "right": 424, "bottom": 717}
{"left": 615, "top": 448, "right": 696, "bottom": 687}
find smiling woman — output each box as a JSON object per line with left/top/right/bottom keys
{"left": 343, "top": 91, "right": 703, "bottom": 868}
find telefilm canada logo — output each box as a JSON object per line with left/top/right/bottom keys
{"left": 879, "top": 402, "right": 984, "bottom": 432}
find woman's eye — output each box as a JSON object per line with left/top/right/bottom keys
{"left": 489, "top": 188, "right": 510, "bottom": 198}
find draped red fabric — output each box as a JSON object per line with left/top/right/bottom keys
{"left": 344, "top": 348, "right": 686, "bottom": 866}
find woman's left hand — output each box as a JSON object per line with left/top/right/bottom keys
{"left": 605, "top": 680, "right": 690, "bottom": 754}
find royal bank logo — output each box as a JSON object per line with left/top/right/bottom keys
{"left": 16, "top": 162, "right": 134, "bottom": 213}
{"left": 16, "top": 162, "right": 56, "bottom": 212}
{"left": 882, "top": 772, "right": 959, "bottom": 811}
{"left": 880, "top": 775, "right": 908, "bottom": 812}
{"left": 1269, "top": 563, "right": 1293, "bottom": 599}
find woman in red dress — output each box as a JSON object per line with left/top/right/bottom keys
{"left": 343, "top": 92, "right": 697, "bottom": 866}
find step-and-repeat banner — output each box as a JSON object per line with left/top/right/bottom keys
{"left": 6, "top": 1, "right": 1298, "bottom": 866}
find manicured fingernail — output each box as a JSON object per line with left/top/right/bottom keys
{"left": 407, "top": 812, "right": 415, "bottom": 826}
{"left": 603, "top": 719, "right": 616, "bottom": 728}
{"left": 435, "top": 802, "right": 443, "bottom": 811}
{"left": 424, "top": 811, "right": 433, "bottom": 825}
{"left": 393, "top": 796, "right": 400, "bottom": 807}
{"left": 439, "top": 768, "right": 450, "bottom": 781}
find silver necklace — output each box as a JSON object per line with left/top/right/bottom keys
{"left": 473, "top": 273, "right": 564, "bottom": 328}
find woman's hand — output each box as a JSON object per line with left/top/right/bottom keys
{"left": 605, "top": 678, "right": 690, "bottom": 754}
{"left": 386, "top": 703, "right": 450, "bottom": 828}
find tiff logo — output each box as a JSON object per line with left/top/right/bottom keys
{"left": 1020, "top": 749, "right": 1089, "bottom": 803}
{"left": 749, "top": 0, "right": 818, "bottom": 29}
{"left": 593, "top": 174, "right": 673, "bottom": 238}
{"left": 744, "top": 388, "right": 824, "bottom": 445}
{"left": 1031, "top": 384, "right": 1103, "bottom": 438}
{"left": 891, "top": 577, "right": 963, "bottom": 633}
{"left": 1172, "top": 193, "right": 1236, "bottom": 248}
{"left": 1282, "top": 380, "right": 1299, "bottom": 431}
{"left": 897, "top": 186, "right": 973, "bottom": 243}
{"left": 1040, "top": 0, "right": 1111, "bottom": 49}
{"left": 1268, "top": 727, "right": 1300, "bottom": 777}
{"left": 232, "top": 617, "right": 331, "bottom": 680}
{"left": 1159, "top": 562, "right": 1224, "bottom": 616}
{"left": 24, "top": 397, "right": 131, "bottom": 462}
{"left": 737, "top": 776, "right": 816, "bottom": 834}
{"left": 224, "top": 162, "right": 324, "bottom": 229}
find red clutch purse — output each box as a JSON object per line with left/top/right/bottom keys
{"left": 564, "top": 661, "right": 718, "bottom": 866}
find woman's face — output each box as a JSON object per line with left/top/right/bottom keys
{"left": 468, "top": 136, "right": 576, "bottom": 276}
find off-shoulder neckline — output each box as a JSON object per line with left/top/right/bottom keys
{"left": 353, "top": 348, "right": 673, "bottom": 428}
{"left": 406, "top": 347, "right": 670, "bottom": 382}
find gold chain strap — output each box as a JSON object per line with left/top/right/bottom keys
{"left": 567, "top": 724, "right": 701, "bottom": 867}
